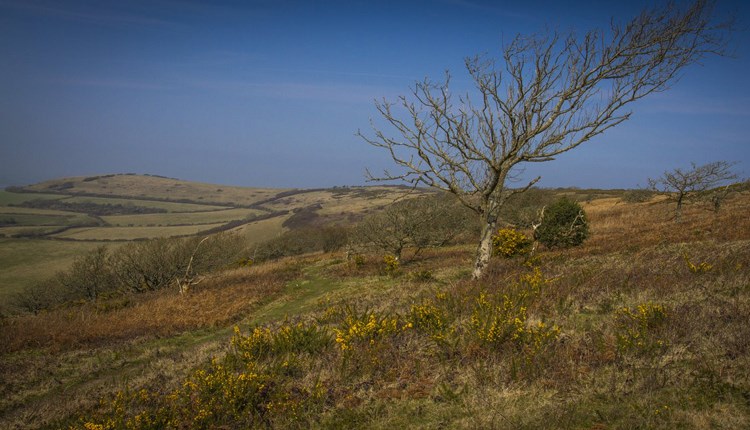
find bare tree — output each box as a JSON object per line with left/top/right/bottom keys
{"left": 648, "top": 160, "right": 739, "bottom": 218}
{"left": 359, "top": 0, "right": 731, "bottom": 279}
{"left": 58, "top": 245, "right": 116, "bottom": 301}
{"left": 353, "top": 194, "right": 470, "bottom": 261}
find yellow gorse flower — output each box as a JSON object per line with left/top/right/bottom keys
{"left": 615, "top": 302, "right": 668, "bottom": 353}
{"left": 683, "top": 252, "right": 712, "bottom": 274}
{"left": 334, "top": 310, "right": 407, "bottom": 351}
{"left": 492, "top": 228, "right": 532, "bottom": 258}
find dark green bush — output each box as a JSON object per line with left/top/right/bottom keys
{"left": 534, "top": 197, "right": 589, "bottom": 249}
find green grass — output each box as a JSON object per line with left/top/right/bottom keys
{"left": 0, "top": 238, "right": 106, "bottom": 303}
{"left": 0, "top": 191, "right": 65, "bottom": 206}
{"left": 0, "top": 213, "right": 91, "bottom": 227}
{"left": 0, "top": 226, "right": 70, "bottom": 238}
{"left": 51, "top": 223, "right": 229, "bottom": 241}
{"left": 0, "top": 205, "right": 86, "bottom": 216}
{"left": 101, "top": 208, "right": 262, "bottom": 227}
{"left": 232, "top": 213, "right": 290, "bottom": 245}
{"left": 250, "top": 267, "right": 350, "bottom": 324}
{"left": 3, "top": 190, "right": 750, "bottom": 429}
{"left": 63, "top": 196, "right": 229, "bottom": 212}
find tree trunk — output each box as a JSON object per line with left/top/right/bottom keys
{"left": 472, "top": 218, "right": 496, "bottom": 280}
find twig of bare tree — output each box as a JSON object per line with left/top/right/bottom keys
{"left": 176, "top": 236, "right": 210, "bottom": 294}
{"left": 359, "top": 0, "right": 732, "bottom": 278}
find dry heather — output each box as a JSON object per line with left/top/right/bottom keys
{"left": 582, "top": 194, "right": 750, "bottom": 253}
{"left": 0, "top": 260, "right": 301, "bottom": 354}
{"left": 2, "top": 192, "right": 749, "bottom": 429}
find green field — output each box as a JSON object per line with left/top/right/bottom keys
{"left": 0, "top": 211, "right": 94, "bottom": 226}
{"left": 0, "top": 238, "right": 107, "bottom": 303}
{"left": 0, "top": 175, "right": 425, "bottom": 309}
{"left": 0, "top": 206, "right": 100, "bottom": 238}
{"left": 0, "top": 191, "right": 65, "bottom": 205}
{"left": 101, "top": 208, "right": 262, "bottom": 227}
{"left": 0, "top": 226, "right": 69, "bottom": 237}
{"left": 63, "top": 196, "right": 229, "bottom": 212}
{"left": 0, "top": 206, "right": 84, "bottom": 216}
{"left": 51, "top": 223, "right": 228, "bottom": 241}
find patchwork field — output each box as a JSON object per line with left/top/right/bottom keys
{"left": 100, "top": 208, "right": 263, "bottom": 227}
{"left": 63, "top": 196, "right": 228, "bottom": 212}
{"left": 51, "top": 223, "right": 229, "bottom": 241}
{"left": 1, "top": 184, "right": 748, "bottom": 429}
{"left": 0, "top": 174, "right": 425, "bottom": 306}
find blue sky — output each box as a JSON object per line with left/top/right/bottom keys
{"left": 1, "top": 0, "right": 748, "bottom": 189}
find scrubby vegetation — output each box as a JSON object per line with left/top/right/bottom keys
{"left": 2, "top": 184, "right": 749, "bottom": 429}
{"left": 11, "top": 233, "right": 247, "bottom": 314}
{"left": 534, "top": 197, "right": 589, "bottom": 249}
{"left": 352, "top": 194, "right": 474, "bottom": 260}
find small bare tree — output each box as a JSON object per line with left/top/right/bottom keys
{"left": 648, "top": 160, "right": 739, "bottom": 218}
{"left": 353, "top": 194, "right": 469, "bottom": 261}
{"left": 359, "top": 0, "right": 730, "bottom": 278}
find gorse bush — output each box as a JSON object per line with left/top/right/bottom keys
{"left": 534, "top": 197, "right": 589, "bottom": 249}
{"left": 77, "top": 321, "right": 334, "bottom": 429}
{"left": 71, "top": 266, "right": 569, "bottom": 428}
{"left": 683, "top": 252, "right": 713, "bottom": 274}
{"left": 333, "top": 307, "right": 410, "bottom": 352}
{"left": 492, "top": 228, "right": 532, "bottom": 258}
{"left": 76, "top": 355, "right": 328, "bottom": 429}
{"left": 615, "top": 302, "right": 669, "bottom": 355}
{"left": 382, "top": 254, "right": 400, "bottom": 275}
{"left": 231, "top": 322, "right": 333, "bottom": 360}
{"left": 408, "top": 300, "right": 451, "bottom": 343}
{"left": 469, "top": 292, "right": 559, "bottom": 355}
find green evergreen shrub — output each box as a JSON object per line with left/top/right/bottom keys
{"left": 534, "top": 197, "right": 589, "bottom": 249}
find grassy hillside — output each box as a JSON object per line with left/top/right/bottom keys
{"left": 0, "top": 175, "right": 428, "bottom": 307}
{"left": 1, "top": 187, "right": 748, "bottom": 429}
{"left": 15, "top": 174, "right": 286, "bottom": 207}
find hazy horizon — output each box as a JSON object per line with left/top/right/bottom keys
{"left": 2, "top": 0, "right": 749, "bottom": 189}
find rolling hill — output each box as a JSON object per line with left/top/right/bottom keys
{"left": 2, "top": 175, "right": 748, "bottom": 429}
{"left": 0, "top": 174, "right": 427, "bottom": 303}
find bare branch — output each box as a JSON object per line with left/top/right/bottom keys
{"left": 359, "top": 0, "right": 731, "bottom": 278}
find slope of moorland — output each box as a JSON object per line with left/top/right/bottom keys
{"left": 14, "top": 173, "right": 286, "bottom": 207}
{"left": 0, "top": 174, "right": 427, "bottom": 304}
{"left": 0, "top": 186, "right": 748, "bottom": 429}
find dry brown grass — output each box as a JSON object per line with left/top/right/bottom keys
{"left": 581, "top": 192, "right": 750, "bottom": 254}
{"left": 0, "top": 259, "right": 301, "bottom": 354}
{"left": 3, "top": 191, "right": 750, "bottom": 429}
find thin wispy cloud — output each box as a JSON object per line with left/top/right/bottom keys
{"left": 46, "top": 77, "right": 176, "bottom": 91}
{"left": 0, "top": 0, "right": 178, "bottom": 27}
{"left": 183, "top": 78, "right": 396, "bottom": 104}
